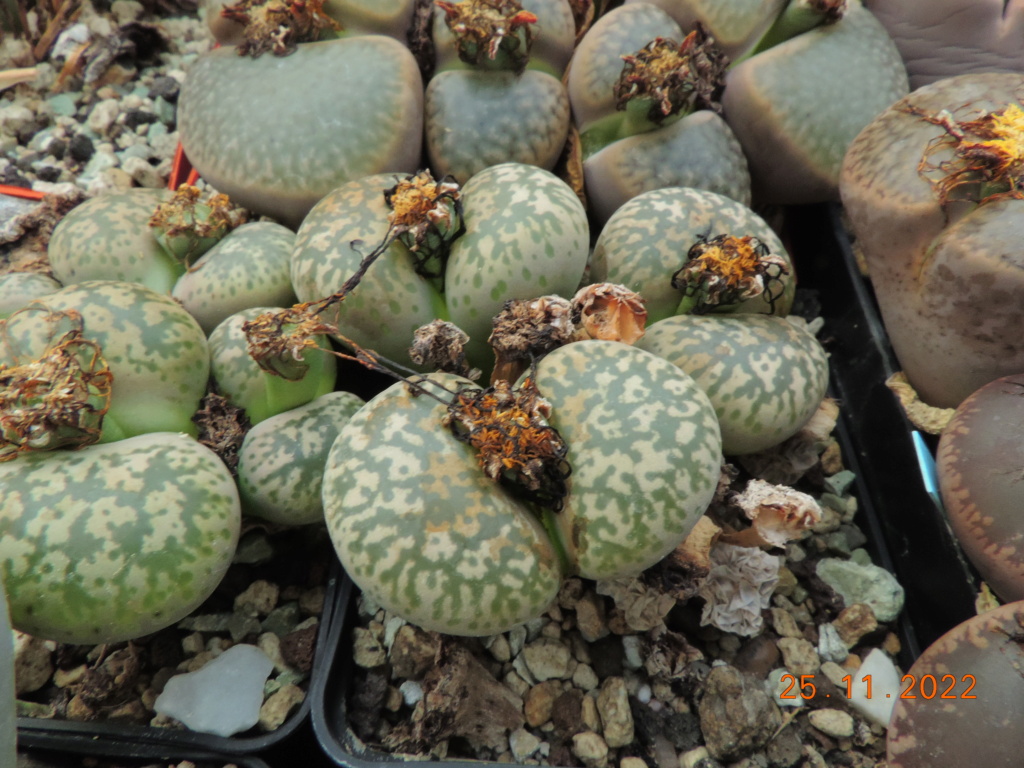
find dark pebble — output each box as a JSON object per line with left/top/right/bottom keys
{"left": 1, "top": 166, "right": 31, "bottom": 188}
{"left": 48, "top": 138, "right": 67, "bottom": 160}
{"left": 68, "top": 134, "right": 95, "bottom": 163}
{"left": 15, "top": 152, "right": 39, "bottom": 173}
{"left": 279, "top": 624, "right": 317, "bottom": 673}
{"left": 122, "top": 109, "right": 159, "bottom": 130}
{"left": 148, "top": 75, "right": 180, "bottom": 102}
{"left": 36, "top": 165, "right": 62, "bottom": 183}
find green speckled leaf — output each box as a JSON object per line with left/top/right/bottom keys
{"left": 637, "top": 314, "right": 829, "bottom": 454}
{"left": 0, "top": 272, "right": 61, "bottom": 319}
{"left": 208, "top": 306, "right": 337, "bottom": 425}
{"left": 47, "top": 189, "right": 179, "bottom": 294}
{"left": 590, "top": 186, "right": 794, "bottom": 323}
{"left": 0, "top": 280, "right": 209, "bottom": 441}
{"left": 446, "top": 163, "right": 590, "bottom": 365}
{"left": 323, "top": 373, "right": 563, "bottom": 636}
{"left": 237, "top": 390, "right": 365, "bottom": 525}
{"left": 0, "top": 432, "right": 240, "bottom": 644}
{"left": 533, "top": 341, "right": 722, "bottom": 579}
{"left": 290, "top": 174, "right": 445, "bottom": 365}
{"left": 583, "top": 111, "right": 751, "bottom": 227}
{"left": 172, "top": 221, "right": 297, "bottom": 335}
{"left": 178, "top": 37, "right": 424, "bottom": 227}
{"left": 425, "top": 70, "right": 571, "bottom": 184}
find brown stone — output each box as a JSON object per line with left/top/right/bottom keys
{"left": 833, "top": 603, "right": 877, "bottom": 647}
{"left": 551, "top": 687, "right": 585, "bottom": 738}
{"left": 280, "top": 623, "right": 318, "bottom": 673}
{"left": 524, "top": 679, "right": 563, "bottom": 728}
{"left": 390, "top": 624, "right": 439, "bottom": 680}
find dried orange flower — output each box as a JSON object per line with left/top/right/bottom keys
{"left": 614, "top": 27, "right": 728, "bottom": 122}
{"left": 444, "top": 376, "right": 571, "bottom": 511}
{"left": 436, "top": 0, "right": 538, "bottom": 71}
{"left": 384, "top": 170, "right": 464, "bottom": 285}
{"left": 222, "top": 0, "right": 342, "bottom": 57}
{"left": 242, "top": 302, "right": 335, "bottom": 380}
{"left": 913, "top": 102, "right": 1024, "bottom": 207}
{"left": 0, "top": 309, "right": 112, "bottom": 461}
{"left": 672, "top": 233, "right": 789, "bottom": 314}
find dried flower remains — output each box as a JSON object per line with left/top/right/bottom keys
{"left": 221, "top": 0, "right": 342, "bottom": 57}
{"left": 614, "top": 27, "right": 729, "bottom": 123}
{"left": 436, "top": 0, "right": 538, "bottom": 72}
{"left": 443, "top": 376, "right": 572, "bottom": 512}
{"left": 672, "top": 233, "right": 789, "bottom": 314}
{"left": 0, "top": 308, "right": 113, "bottom": 462}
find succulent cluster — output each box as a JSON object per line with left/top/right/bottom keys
{"left": 9, "top": 2, "right": 1017, "bottom": 762}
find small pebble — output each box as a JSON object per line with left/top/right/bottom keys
{"left": 808, "top": 708, "right": 855, "bottom": 739}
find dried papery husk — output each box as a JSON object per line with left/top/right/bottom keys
{"left": 488, "top": 295, "right": 574, "bottom": 384}
{"left": 410, "top": 319, "right": 480, "bottom": 380}
{"left": 0, "top": 308, "right": 112, "bottom": 461}
{"left": 148, "top": 184, "right": 248, "bottom": 267}
{"left": 569, "top": 283, "right": 646, "bottom": 343}
{"left": 885, "top": 371, "right": 955, "bottom": 434}
{"left": 698, "top": 541, "right": 781, "bottom": 636}
{"left": 719, "top": 478, "right": 822, "bottom": 549}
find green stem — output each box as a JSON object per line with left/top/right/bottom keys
{"left": 539, "top": 506, "right": 572, "bottom": 576}
{"left": 580, "top": 101, "right": 687, "bottom": 160}
{"left": 733, "top": 0, "right": 844, "bottom": 65}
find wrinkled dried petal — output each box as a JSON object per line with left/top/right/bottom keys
{"left": 410, "top": 320, "right": 480, "bottom": 380}
{"left": 488, "top": 295, "right": 574, "bottom": 384}
{"left": 698, "top": 543, "right": 781, "bottom": 637}
{"left": 570, "top": 283, "right": 646, "bottom": 344}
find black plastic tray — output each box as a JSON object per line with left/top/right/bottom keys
{"left": 18, "top": 738, "right": 271, "bottom": 768}
{"left": 309, "top": 203, "right": 982, "bottom": 767}
{"left": 16, "top": 557, "right": 341, "bottom": 757}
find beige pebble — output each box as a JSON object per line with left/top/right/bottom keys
{"left": 13, "top": 632, "right": 53, "bottom": 695}
{"left": 259, "top": 682, "right": 305, "bottom": 731}
{"left": 808, "top": 708, "right": 855, "bottom": 739}
{"left": 572, "top": 731, "right": 608, "bottom": 768}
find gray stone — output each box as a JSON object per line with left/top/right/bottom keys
{"left": 815, "top": 557, "right": 905, "bottom": 622}
{"left": 816, "top": 623, "right": 848, "bottom": 663}
{"left": 698, "top": 665, "right": 782, "bottom": 762}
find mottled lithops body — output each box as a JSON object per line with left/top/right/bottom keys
{"left": 237, "top": 390, "right": 365, "bottom": 525}
{"left": 637, "top": 314, "right": 828, "bottom": 454}
{"left": 1, "top": 280, "right": 209, "bottom": 441}
{"left": 628, "top": 0, "right": 787, "bottom": 59}
{"left": 532, "top": 341, "right": 722, "bottom": 578}
{"left": 840, "top": 72, "right": 1024, "bottom": 408}
{"left": 887, "top": 601, "right": 1024, "bottom": 767}
{"left": 0, "top": 272, "right": 61, "bottom": 319}
{"left": 936, "top": 374, "right": 1024, "bottom": 603}
{"left": 324, "top": 341, "right": 722, "bottom": 635}
{"left": 589, "top": 186, "right": 794, "bottom": 323}
{"left": 568, "top": 3, "right": 751, "bottom": 225}
{"left": 291, "top": 163, "right": 589, "bottom": 370}
{"left": 866, "top": 0, "right": 1024, "bottom": 89}
{"left": 47, "top": 189, "right": 179, "bottom": 294}
{"left": 0, "top": 432, "right": 240, "bottom": 644}
{"left": 208, "top": 307, "right": 337, "bottom": 425}
{"left": 722, "top": 1, "right": 908, "bottom": 204}
{"left": 172, "top": 221, "right": 297, "bottom": 335}
{"left": 178, "top": 37, "right": 423, "bottom": 227}
{"left": 425, "top": 0, "right": 575, "bottom": 182}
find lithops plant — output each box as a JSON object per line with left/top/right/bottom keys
{"left": 202, "top": 0, "right": 417, "bottom": 45}
{"left": 637, "top": 314, "right": 828, "bottom": 454}
{"left": 936, "top": 374, "right": 1024, "bottom": 603}
{"left": 47, "top": 186, "right": 245, "bottom": 295}
{"left": 323, "top": 340, "right": 722, "bottom": 635}
{"left": 290, "top": 163, "right": 589, "bottom": 371}
{"left": 637, "top": 0, "right": 908, "bottom": 204}
{"left": 178, "top": 0, "right": 424, "bottom": 227}
{"left": 887, "top": 600, "right": 1024, "bottom": 767}
{"left": 172, "top": 220, "right": 297, "bottom": 335}
{"left": 236, "top": 390, "right": 365, "bottom": 525}
{"left": 0, "top": 432, "right": 240, "bottom": 644}
{"left": 588, "top": 186, "right": 795, "bottom": 324}
{"left": 0, "top": 272, "right": 61, "bottom": 319}
{"left": 425, "top": 0, "right": 575, "bottom": 183}
{"left": 840, "top": 72, "right": 1024, "bottom": 408}
{"left": 208, "top": 306, "right": 337, "bottom": 424}
{"left": 865, "top": 0, "right": 1024, "bottom": 89}
{"left": 0, "top": 280, "right": 209, "bottom": 447}
{"left": 567, "top": 3, "right": 751, "bottom": 225}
